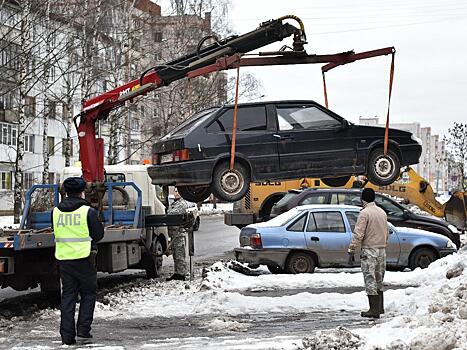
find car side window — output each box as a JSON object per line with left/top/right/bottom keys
{"left": 312, "top": 211, "right": 346, "bottom": 233}
{"left": 345, "top": 211, "right": 360, "bottom": 231}
{"left": 306, "top": 213, "right": 317, "bottom": 232}
{"left": 375, "top": 195, "right": 404, "bottom": 218}
{"left": 331, "top": 193, "right": 361, "bottom": 206}
{"left": 276, "top": 105, "right": 341, "bottom": 131}
{"left": 300, "top": 194, "right": 327, "bottom": 205}
{"left": 287, "top": 213, "right": 308, "bottom": 232}
{"left": 206, "top": 106, "right": 267, "bottom": 133}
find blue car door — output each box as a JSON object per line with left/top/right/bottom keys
{"left": 305, "top": 210, "right": 351, "bottom": 266}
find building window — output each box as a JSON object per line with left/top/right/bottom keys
{"left": 24, "top": 134, "right": 34, "bottom": 153}
{"left": 23, "top": 172, "right": 35, "bottom": 188}
{"left": 62, "top": 138, "right": 73, "bottom": 156}
{"left": 46, "top": 100, "right": 56, "bottom": 119}
{"left": 48, "top": 172, "right": 55, "bottom": 184}
{"left": 0, "top": 122, "right": 18, "bottom": 146}
{"left": 47, "top": 136, "right": 55, "bottom": 155}
{"left": 24, "top": 96, "right": 36, "bottom": 118}
{"left": 153, "top": 32, "right": 163, "bottom": 42}
{"left": 0, "top": 172, "right": 12, "bottom": 190}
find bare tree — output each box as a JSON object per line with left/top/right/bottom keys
{"left": 445, "top": 122, "right": 467, "bottom": 191}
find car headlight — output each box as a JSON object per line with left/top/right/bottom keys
{"left": 446, "top": 240, "right": 456, "bottom": 249}
{"left": 411, "top": 134, "right": 423, "bottom": 145}
{"left": 448, "top": 224, "right": 459, "bottom": 234}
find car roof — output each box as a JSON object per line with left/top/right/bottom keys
{"left": 295, "top": 204, "right": 361, "bottom": 211}
{"left": 223, "top": 100, "right": 322, "bottom": 109}
{"left": 296, "top": 188, "right": 363, "bottom": 193}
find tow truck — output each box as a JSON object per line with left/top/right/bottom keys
{"left": 0, "top": 15, "right": 398, "bottom": 295}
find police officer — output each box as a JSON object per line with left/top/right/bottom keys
{"left": 166, "top": 188, "right": 189, "bottom": 281}
{"left": 52, "top": 177, "right": 104, "bottom": 345}
{"left": 347, "top": 188, "right": 388, "bottom": 319}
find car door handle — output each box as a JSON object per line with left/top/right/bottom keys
{"left": 273, "top": 134, "right": 294, "bottom": 141}
{"left": 310, "top": 236, "right": 320, "bottom": 241}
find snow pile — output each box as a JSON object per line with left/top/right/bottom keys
{"left": 199, "top": 203, "right": 233, "bottom": 215}
{"left": 0, "top": 215, "right": 18, "bottom": 229}
{"left": 299, "top": 326, "right": 364, "bottom": 350}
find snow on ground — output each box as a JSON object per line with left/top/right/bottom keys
{"left": 0, "top": 215, "right": 16, "bottom": 228}
{"left": 199, "top": 203, "right": 233, "bottom": 215}
{"left": 92, "top": 247, "right": 467, "bottom": 349}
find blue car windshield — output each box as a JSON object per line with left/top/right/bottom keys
{"left": 163, "top": 107, "right": 219, "bottom": 138}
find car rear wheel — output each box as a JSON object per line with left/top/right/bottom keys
{"left": 409, "top": 248, "right": 437, "bottom": 270}
{"left": 211, "top": 161, "right": 250, "bottom": 202}
{"left": 286, "top": 252, "right": 315, "bottom": 274}
{"left": 267, "top": 265, "right": 285, "bottom": 274}
{"left": 367, "top": 148, "right": 401, "bottom": 186}
{"left": 177, "top": 185, "right": 211, "bottom": 203}
{"left": 322, "top": 176, "right": 351, "bottom": 187}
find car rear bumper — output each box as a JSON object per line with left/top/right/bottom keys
{"left": 234, "top": 247, "right": 289, "bottom": 268}
{"left": 400, "top": 144, "right": 422, "bottom": 166}
{"left": 438, "top": 248, "right": 457, "bottom": 258}
{"left": 147, "top": 160, "right": 214, "bottom": 186}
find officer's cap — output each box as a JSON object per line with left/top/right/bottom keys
{"left": 63, "top": 177, "right": 86, "bottom": 194}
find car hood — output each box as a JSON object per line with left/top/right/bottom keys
{"left": 396, "top": 226, "right": 449, "bottom": 241}
{"left": 408, "top": 212, "right": 450, "bottom": 227}
{"left": 355, "top": 125, "right": 412, "bottom": 137}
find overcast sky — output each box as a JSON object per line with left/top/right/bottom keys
{"left": 227, "top": 0, "right": 467, "bottom": 137}
{"left": 159, "top": 0, "right": 467, "bottom": 136}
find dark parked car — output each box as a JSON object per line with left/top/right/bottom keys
{"left": 235, "top": 205, "right": 457, "bottom": 273}
{"left": 270, "top": 188, "right": 461, "bottom": 248}
{"left": 149, "top": 101, "right": 422, "bottom": 202}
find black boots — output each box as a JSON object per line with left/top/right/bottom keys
{"left": 361, "top": 294, "right": 381, "bottom": 318}
{"left": 379, "top": 290, "right": 384, "bottom": 314}
{"left": 166, "top": 273, "right": 186, "bottom": 281}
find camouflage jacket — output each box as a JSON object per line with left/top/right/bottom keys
{"left": 168, "top": 198, "right": 189, "bottom": 232}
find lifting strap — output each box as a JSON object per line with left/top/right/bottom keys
{"left": 322, "top": 71, "right": 329, "bottom": 109}
{"left": 187, "top": 78, "right": 192, "bottom": 115}
{"left": 230, "top": 66, "right": 241, "bottom": 170}
{"left": 384, "top": 52, "right": 395, "bottom": 156}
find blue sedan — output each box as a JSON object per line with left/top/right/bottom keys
{"left": 234, "top": 205, "right": 457, "bottom": 274}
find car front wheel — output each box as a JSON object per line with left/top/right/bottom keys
{"left": 367, "top": 148, "right": 401, "bottom": 186}
{"left": 409, "top": 248, "right": 437, "bottom": 270}
{"left": 211, "top": 161, "right": 250, "bottom": 202}
{"left": 177, "top": 185, "right": 211, "bottom": 203}
{"left": 286, "top": 252, "right": 316, "bottom": 274}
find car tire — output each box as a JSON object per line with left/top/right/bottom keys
{"left": 286, "top": 252, "right": 316, "bottom": 274}
{"left": 193, "top": 217, "right": 200, "bottom": 231}
{"left": 211, "top": 161, "right": 250, "bottom": 202}
{"left": 267, "top": 265, "right": 285, "bottom": 274}
{"left": 367, "top": 148, "right": 401, "bottom": 186}
{"left": 144, "top": 239, "right": 164, "bottom": 278}
{"left": 322, "top": 176, "right": 351, "bottom": 187}
{"left": 177, "top": 185, "right": 211, "bottom": 203}
{"left": 409, "top": 247, "right": 437, "bottom": 270}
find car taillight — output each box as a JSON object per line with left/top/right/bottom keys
{"left": 250, "top": 233, "right": 262, "bottom": 248}
{"left": 173, "top": 149, "right": 190, "bottom": 162}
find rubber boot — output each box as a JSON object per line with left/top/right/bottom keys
{"left": 378, "top": 290, "right": 384, "bottom": 314}
{"left": 361, "top": 295, "right": 380, "bottom": 319}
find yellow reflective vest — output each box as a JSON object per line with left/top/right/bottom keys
{"left": 53, "top": 205, "right": 91, "bottom": 260}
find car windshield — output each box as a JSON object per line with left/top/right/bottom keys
{"left": 275, "top": 192, "right": 299, "bottom": 206}
{"left": 265, "top": 208, "right": 302, "bottom": 226}
{"left": 162, "top": 107, "right": 218, "bottom": 138}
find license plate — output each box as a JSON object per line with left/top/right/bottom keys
{"left": 160, "top": 153, "right": 173, "bottom": 164}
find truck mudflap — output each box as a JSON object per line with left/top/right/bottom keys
{"left": 224, "top": 213, "right": 255, "bottom": 227}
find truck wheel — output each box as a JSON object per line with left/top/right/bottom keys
{"left": 367, "top": 148, "right": 401, "bottom": 186}
{"left": 211, "top": 162, "right": 250, "bottom": 202}
{"left": 322, "top": 176, "right": 351, "bottom": 187}
{"left": 144, "top": 239, "right": 164, "bottom": 278}
{"left": 177, "top": 185, "right": 211, "bottom": 203}
{"left": 286, "top": 252, "right": 315, "bottom": 274}
{"left": 409, "top": 247, "right": 437, "bottom": 270}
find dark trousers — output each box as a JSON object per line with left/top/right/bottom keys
{"left": 59, "top": 259, "right": 97, "bottom": 341}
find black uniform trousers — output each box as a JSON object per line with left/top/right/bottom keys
{"left": 58, "top": 258, "right": 97, "bottom": 341}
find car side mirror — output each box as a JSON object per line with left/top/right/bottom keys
{"left": 403, "top": 209, "right": 411, "bottom": 219}
{"left": 339, "top": 120, "right": 349, "bottom": 130}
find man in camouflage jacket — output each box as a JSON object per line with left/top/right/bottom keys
{"left": 166, "top": 189, "right": 189, "bottom": 281}
{"left": 348, "top": 188, "right": 389, "bottom": 318}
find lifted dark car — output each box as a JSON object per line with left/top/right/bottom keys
{"left": 270, "top": 188, "right": 461, "bottom": 248}
{"left": 148, "top": 101, "right": 422, "bottom": 202}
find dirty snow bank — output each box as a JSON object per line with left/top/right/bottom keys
{"left": 297, "top": 248, "right": 467, "bottom": 350}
